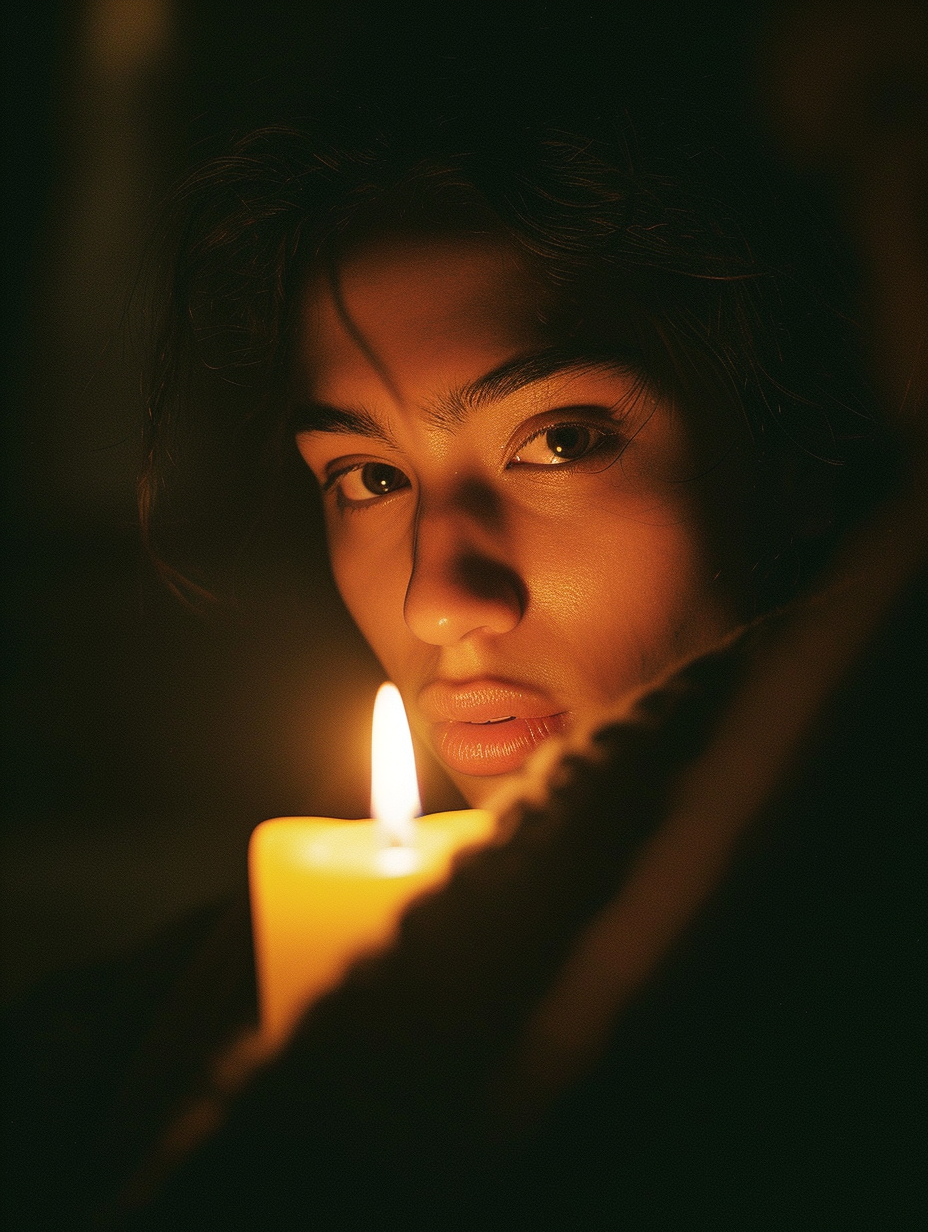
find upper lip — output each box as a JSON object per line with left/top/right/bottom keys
{"left": 417, "top": 678, "right": 565, "bottom": 724}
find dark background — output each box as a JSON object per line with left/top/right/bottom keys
{"left": 2, "top": 2, "right": 800, "bottom": 1000}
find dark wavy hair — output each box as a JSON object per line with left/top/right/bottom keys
{"left": 140, "top": 99, "right": 889, "bottom": 608}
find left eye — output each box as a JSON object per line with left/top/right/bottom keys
{"left": 333, "top": 462, "right": 410, "bottom": 503}
{"left": 511, "top": 423, "right": 622, "bottom": 467}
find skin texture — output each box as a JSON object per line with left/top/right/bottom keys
{"left": 294, "top": 233, "right": 764, "bottom": 805}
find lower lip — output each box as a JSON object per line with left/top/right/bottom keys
{"left": 433, "top": 713, "right": 569, "bottom": 777}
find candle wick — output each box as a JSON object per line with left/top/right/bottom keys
{"left": 377, "top": 814, "right": 417, "bottom": 850}
{"left": 375, "top": 842, "right": 422, "bottom": 877}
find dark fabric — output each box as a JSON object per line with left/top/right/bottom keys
{"left": 513, "top": 574, "right": 927, "bottom": 1230}
{"left": 4, "top": 577, "right": 925, "bottom": 1231}
{"left": 120, "top": 575, "right": 925, "bottom": 1231}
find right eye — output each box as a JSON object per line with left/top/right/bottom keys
{"left": 326, "top": 461, "right": 411, "bottom": 506}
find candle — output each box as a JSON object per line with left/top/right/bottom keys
{"left": 249, "top": 683, "right": 495, "bottom": 1046}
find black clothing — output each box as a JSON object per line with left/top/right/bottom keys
{"left": 4, "top": 576, "right": 926, "bottom": 1231}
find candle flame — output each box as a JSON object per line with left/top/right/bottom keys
{"left": 371, "top": 683, "right": 421, "bottom": 848}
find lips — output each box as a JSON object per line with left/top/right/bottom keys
{"left": 418, "top": 679, "right": 569, "bottom": 777}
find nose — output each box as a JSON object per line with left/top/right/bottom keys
{"left": 403, "top": 498, "right": 525, "bottom": 646}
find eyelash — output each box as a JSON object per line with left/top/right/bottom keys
{"left": 321, "top": 416, "right": 626, "bottom": 509}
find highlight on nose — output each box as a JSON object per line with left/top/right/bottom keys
{"left": 404, "top": 550, "right": 526, "bottom": 645}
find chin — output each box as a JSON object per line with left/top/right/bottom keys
{"left": 443, "top": 767, "right": 517, "bottom": 811}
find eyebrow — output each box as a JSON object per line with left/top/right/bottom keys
{"left": 291, "top": 402, "right": 395, "bottom": 445}
{"left": 291, "top": 346, "right": 640, "bottom": 440}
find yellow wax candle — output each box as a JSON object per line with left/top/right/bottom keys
{"left": 249, "top": 684, "right": 495, "bottom": 1047}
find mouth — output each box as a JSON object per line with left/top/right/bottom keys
{"left": 418, "top": 679, "right": 570, "bottom": 777}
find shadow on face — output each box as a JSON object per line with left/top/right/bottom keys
{"left": 292, "top": 229, "right": 781, "bottom": 803}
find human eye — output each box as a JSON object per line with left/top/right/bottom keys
{"left": 323, "top": 460, "right": 411, "bottom": 508}
{"left": 508, "top": 417, "right": 627, "bottom": 472}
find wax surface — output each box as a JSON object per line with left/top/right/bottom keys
{"left": 249, "top": 810, "right": 495, "bottom": 1046}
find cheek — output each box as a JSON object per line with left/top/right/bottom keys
{"left": 528, "top": 506, "right": 742, "bottom": 693}
{"left": 326, "top": 526, "right": 409, "bottom": 666}
{"left": 536, "top": 523, "right": 698, "bottom": 634}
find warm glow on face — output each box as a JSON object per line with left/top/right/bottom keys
{"left": 297, "top": 235, "right": 759, "bottom": 806}
{"left": 371, "top": 683, "right": 422, "bottom": 847}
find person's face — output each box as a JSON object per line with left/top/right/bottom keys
{"left": 294, "top": 233, "right": 760, "bottom": 806}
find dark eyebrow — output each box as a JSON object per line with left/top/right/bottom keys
{"left": 291, "top": 402, "right": 396, "bottom": 447}
{"left": 426, "top": 346, "right": 642, "bottom": 428}
{"left": 291, "top": 346, "right": 642, "bottom": 440}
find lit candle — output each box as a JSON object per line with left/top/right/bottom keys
{"left": 249, "top": 683, "right": 496, "bottom": 1047}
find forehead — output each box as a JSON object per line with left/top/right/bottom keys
{"left": 296, "top": 233, "right": 554, "bottom": 404}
